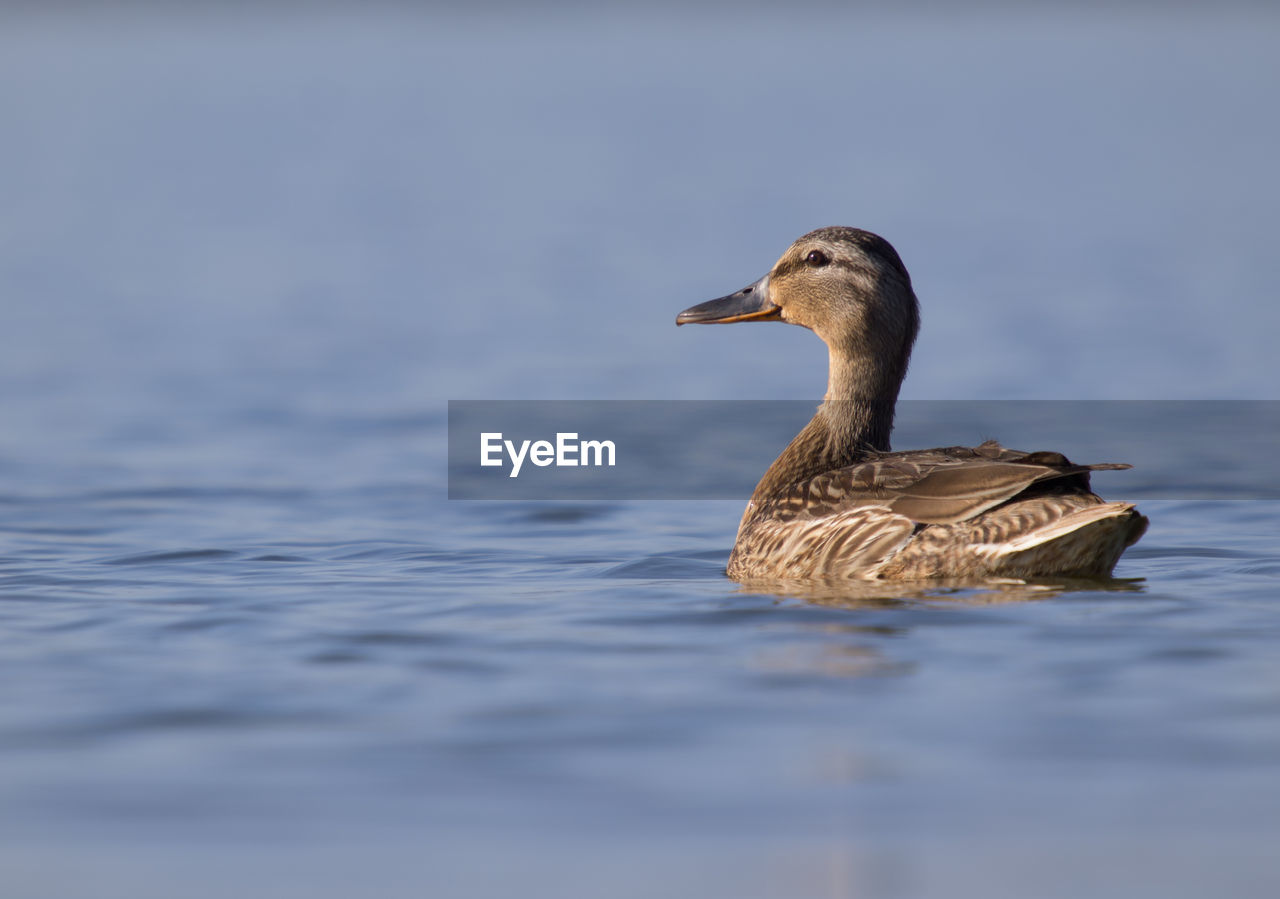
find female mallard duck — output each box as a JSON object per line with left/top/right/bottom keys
{"left": 677, "top": 226, "right": 1147, "bottom": 580}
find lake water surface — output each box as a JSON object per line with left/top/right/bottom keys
{"left": 2, "top": 7, "right": 1279, "bottom": 898}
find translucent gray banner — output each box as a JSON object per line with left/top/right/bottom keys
{"left": 447, "top": 401, "right": 1280, "bottom": 500}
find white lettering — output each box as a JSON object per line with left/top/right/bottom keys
{"left": 557, "top": 432, "right": 578, "bottom": 466}
{"left": 480, "top": 433, "right": 503, "bottom": 466}
{"left": 581, "top": 439, "right": 616, "bottom": 467}
{"left": 482, "top": 433, "right": 615, "bottom": 477}
{"left": 530, "top": 441, "right": 555, "bottom": 466}
{"left": 505, "top": 438, "right": 530, "bottom": 478}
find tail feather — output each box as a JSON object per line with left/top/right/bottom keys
{"left": 979, "top": 502, "right": 1148, "bottom": 577}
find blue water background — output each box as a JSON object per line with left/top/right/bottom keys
{"left": 2, "top": 6, "right": 1279, "bottom": 898}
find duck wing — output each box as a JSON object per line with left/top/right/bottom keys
{"left": 729, "top": 441, "right": 1138, "bottom": 580}
{"left": 760, "top": 441, "right": 1129, "bottom": 525}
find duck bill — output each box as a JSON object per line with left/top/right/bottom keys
{"left": 676, "top": 274, "right": 781, "bottom": 325}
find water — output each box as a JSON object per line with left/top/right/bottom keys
{"left": 2, "top": 7, "right": 1279, "bottom": 898}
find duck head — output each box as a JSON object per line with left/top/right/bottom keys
{"left": 676, "top": 226, "right": 921, "bottom": 388}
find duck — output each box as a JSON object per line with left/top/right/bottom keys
{"left": 676, "top": 226, "right": 1147, "bottom": 581}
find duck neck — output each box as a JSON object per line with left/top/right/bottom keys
{"left": 821, "top": 342, "right": 901, "bottom": 452}
{"left": 748, "top": 342, "right": 901, "bottom": 504}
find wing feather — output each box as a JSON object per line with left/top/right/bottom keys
{"left": 731, "top": 441, "right": 1144, "bottom": 580}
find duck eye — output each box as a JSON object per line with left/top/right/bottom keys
{"left": 805, "top": 249, "right": 830, "bottom": 267}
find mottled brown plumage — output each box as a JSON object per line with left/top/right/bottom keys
{"left": 676, "top": 227, "right": 1147, "bottom": 581}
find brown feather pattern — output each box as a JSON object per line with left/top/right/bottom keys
{"left": 679, "top": 226, "right": 1148, "bottom": 581}
{"left": 728, "top": 441, "right": 1147, "bottom": 580}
